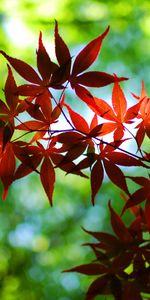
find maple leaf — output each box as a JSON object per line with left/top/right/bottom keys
{"left": 40, "top": 155, "right": 55, "bottom": 206}
{"left": 122, "top": 175, "right": 150, "bottom": 214}
{"left": 13, "top": 142, "right": 42, "bottom": 180}
{"left": 65, "top": 202, "right": 150, "bottom": 300}
{"left": 74, "top": 142, "right": 143, "bottom": 204}
{"left": 91, "top": 81, "right": 142, "bottom": 140}
{"left": 69, "top": 28, "right": 128, "bottom": 109}
{"left": 0, "top": 65, "right": 28, "bottom": 127}
{"left": 0, "top": 21, "right": 71, "bottom": 100}
{"left": 56, "top": 104, "right": 102, "bottom": 165}
{"left": 133, "top": 81, "right": 150, "bottom": 147}
{"left": 0, "top": 142, "right": 16, "bottom": 200}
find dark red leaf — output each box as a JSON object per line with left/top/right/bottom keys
{"left": 74, "top": 84, "right": 101, "bottom": 112}
{"left": 14, "top": 154, "right": 42, "bottom": 180}
{"left": 57, "top": 131, "right": 83, "bottom": 144}
{"left": 17, "top": 84, "right": 45, "bottom": 96}
{"left": 40, "top": 156, "right": 55, "bottom": 206}
{"left": 72, "top": 26, "right": 110, "bottom": 76}
{"left": 26, "top": 102, "right": 46, "bottom": 122}
{"left": 91, "top": 159, "right": 104, "bottom": 204}
{"left": 122, "top": 282, "right": 143, "bottom": 300}
{"left": 50, "top": 153, "right": 88, "bottom": 178}
{"left": 64, "top": 263, "right": 108, "bottom": 275}
{"left": 76, "top": 71, "right": 127, "bottom": 87}
{"left": 35, "top": 91, "right": 52, "bottom": 121}
{"left": 106, "top": 152, "right": 146, "bottom": 167}
{"left": 54, "top": 20, "right": 71, "bottom": 67}
{"left": 65, "top": 143, "right": 87, "bottom": 161}
{"left": 4, "top": 65, "right": 18, "bottom": 110}
{"left": 111, "top": 252, "right": 133, "bottom": 272}
{"left": 0, "top": 143, "right": 16, "bottom": 200}
{"left": 135, "top": 123, "right": 145, "bottom": 147}
{"left": 104, "top": 159, "right": 130, "bottom": 195}
{"left": 2, "top": 123, "right": 14, "bottom": 150}
{"left": 126, "top": 176, "right": 150, "bottom": 187}
{"left": 145, "top": 199, "right": 150, "bottom": 231}
{"left": 75, "top": 156, "right": 95, "bottom": 170}
{"left": 88, "top": 124, "right": 103, "bottom": 137}
{"left": 37, "top": 31, "right": 57, "bottom": 81}
{"left": 122, "top": 187, "right": 149, "bottom": 214}
{"left": 0, "top": 50, "right": 42, "bottom": 84}
{"left": 15, "top": 120, "right": 48, "bottom": 131}
{"left": 85, "top": 275, "right": 110, "bottom": 300}
{"left": 82, "top": 228, "right": 120, "bottom": 245}
{"left": 108, "top": 201, "right": 133, "bottom": 243}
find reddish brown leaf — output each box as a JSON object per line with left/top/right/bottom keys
{"left": 40, "top": 156, "right": 55, "bottom": 206}
{"left": 91, "top": 159, "right": 104, "bottom": 205}
{"left": 57, "top": 131, "right": 83, "bottom": 144}
{"left": 54, "top": 20, "right": 71, "bottom": 67}
{"left": 145, "top": 199, "right": 150, "bottom": 231}
{"left": 17, "top": 84, "right": 45, "bottom": 96}
{"left": 82, "top": 228, "right": 119, "bottom": 245}
{"left": 76, "top": 71, "right": 127, "bottom": 88}
{"left": 35, "top": 91, "right": 52, "bottom": 121}
{"left": 0, "top": 50, "right": 42, "bottom": 84}
{"left": 50, "top": 153, "right": 88, "bottom": 178}
{"left": 37, "top": 31, "right": 57, "bottom": 82}
{"left": 135, "top": 122, "right": 145, "bottom": 147}
{"left": 88, "top": 124, "right": 103, "bottom": 137}
{"left": 104, "top": 159, "right": 130, "bottom": 195}
{"left": 74, "top": 84, "right": 98, "bottom": 110}
{"left": 108, "top": 201, "right": 133, "bottom": 243}
{"left": 2, "top": 123, "right": 14, "bottom": 150}
{"left": 4, "top": 65, "right": 18, "bottom": 110}
{"left": 85, "top": 275, "right": 110, "bottom": 300}
{"left": 64, "top": 263, "right": 108, "bottom": 275}
{"left": 26, "top": 102, "right": 47, "bottom": 122}
{"left": 15, "top": 120, "right": 48, "bottom": 131}
{"left": 14, "top": 154, "right": 42, "bottom": 180}
{"left": 106, "top": 152, "right": 146, "bottom": 167}
{"left": 65, "top": 143, "right": 87, "bottom": 161}
{"left": 72, "top": 26, "right": 110, "bottom": 76}
{"left": 122, "top": 187, "right": 149, "bottom": 213}
{"left": 0, "top": 143, "right": 16, "bottom": 200}
{"left": 126, "top": 175, "right": 150, "bottom": 186}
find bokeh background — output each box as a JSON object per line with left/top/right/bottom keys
{"left": 0, "top": 1, "right": 149, "bottom": 299}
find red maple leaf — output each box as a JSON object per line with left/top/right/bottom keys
{"left": 122, "top": 175, "right": 150, "bottom": 214}
{"left": 0, "top": 21, "right": 71, "bottom": 99}
{"left": 64, "top": 201, "right": 150, "bottom": 300}
{"left": 69, "top": 28, "right": 128, "bottom": 110}
{"left": 132, "top": 81, "right": 150, "bottom": 147}
{"left": 91, "top": 80, "right": 142, "bottom": 141}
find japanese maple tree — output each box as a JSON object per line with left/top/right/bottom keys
{"left": 0, "top": 21, "right": 149, "bottom": 299}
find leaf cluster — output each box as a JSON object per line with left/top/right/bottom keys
{"left": 0, "top": 21, "right": 149, "bottom": 299}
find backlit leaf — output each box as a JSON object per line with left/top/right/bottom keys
{"left": 72, "top": 26, "right": 110, "bottom": 76}
{"left": 0, "top": 50, "right": 42, "bottom": 84}
{"left": 40, "top": 156, "right": 55, "bottom": 206}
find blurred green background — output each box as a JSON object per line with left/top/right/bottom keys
{"left": 0, "top": 0, "right": 149, "bottom": 299}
